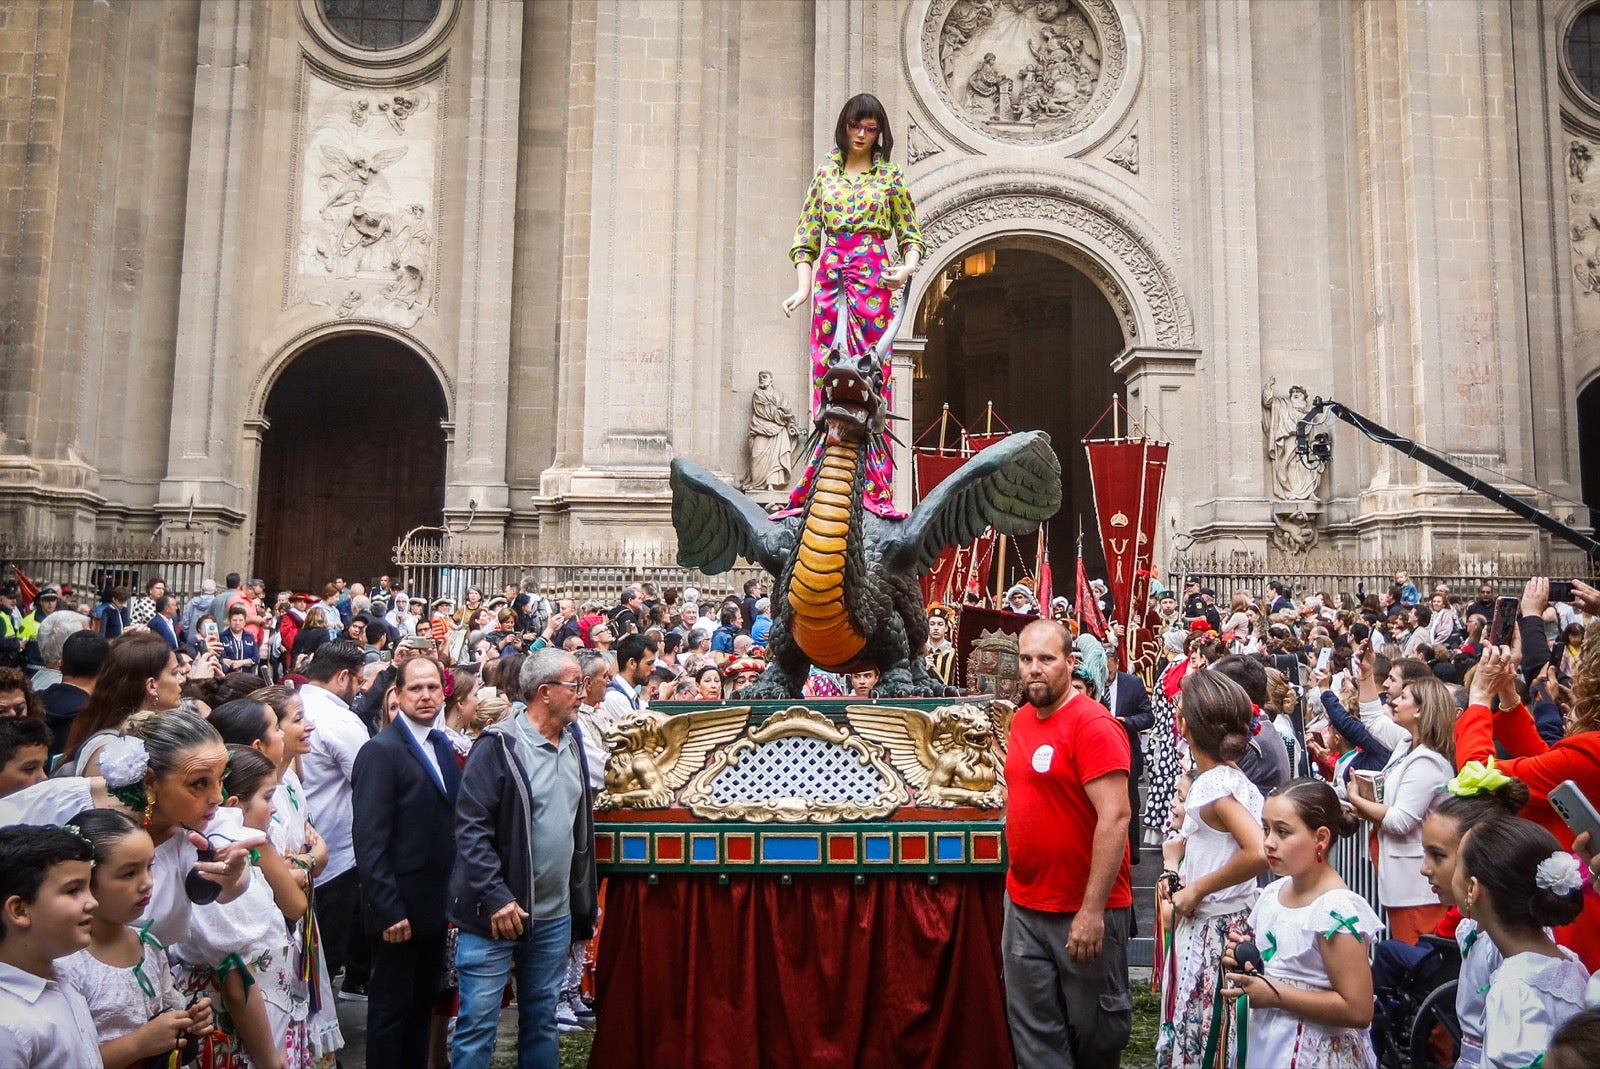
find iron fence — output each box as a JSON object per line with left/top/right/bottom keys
{"left": 1168, "top": 550, "right": 1593, "bottom": 607}
{"left": 0, "top": 536, "right": 209, "bottom": 604}
{"left": 391, "top": 536, "right": 767, "bottom": 608}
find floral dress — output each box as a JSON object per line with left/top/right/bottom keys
{"left": 1158, "top": 766, "right": 1263, "bottom": 1069}
{"left": 786, "top": 148, "right": 923, "bottom": 517}
{"left": 269, "top": 768, "right": 343, "bottom": 1067}
{"left": 1142, "top": 662, "right": 1189, "bottom": 844}
{"left": 1242, "top": 878, "right": 1382, "bottom": 1069}
{"left": 171, "top": 867, "right": 312, "bottom": 1069}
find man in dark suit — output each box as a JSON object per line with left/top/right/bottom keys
{"left": 1102, "top": 640, "right": 1154, "bottom": 863}
{"left": 352, "top": 656, "right": 460, "bottom": 1069}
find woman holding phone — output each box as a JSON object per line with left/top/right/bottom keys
{"left": 1454, "top": 577, "right": 1600, "bottom": 970}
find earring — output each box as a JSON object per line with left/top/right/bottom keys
{"left": 141, "top": 788, "right": 156, "bottom": 828}
{"left": 1316, "top": 845, "right": 1324, "bottom": 863}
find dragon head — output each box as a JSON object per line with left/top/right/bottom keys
{"left": 932, "top": 703, "right": 999, "bottom": 752}
{"left": 818, "top": 341, "right": 887, "bottom": 446}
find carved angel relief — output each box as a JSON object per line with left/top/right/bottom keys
{"left": 294, "top": 75, "right": 437, "bottom": 328}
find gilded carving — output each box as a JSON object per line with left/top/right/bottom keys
{"left": 596, "top": 705, "right": 751, "bottom": 810}
{"left": 293, "top": 73, "right": 439, "bottom": 328}
{"left": 921, "top": 0, "right": 1126, "bottom": 145}
{"left": 920, "top": 186, "right": 1192, "bottom": 347}
{"left": 844, "top": 701, "right": 1012, "bottom": 808}
{"left": 680, "top": 707, "right": 910, "bottom": 823}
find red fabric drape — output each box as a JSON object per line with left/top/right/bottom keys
{"left": 589, "top": 874, "right": 1013, "bottom": 1069}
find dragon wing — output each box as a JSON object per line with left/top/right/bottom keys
{"left": 669, "top": 458, "right": 799, "bottom": 575}
{"left": 881, "top": 431, "right": 1062, "bottom": 576}
{"left": 844, "top": 704, "right": 938, "bottom": 792}
{"left": 654, "top": 705, "right": 752, "bottom": 790}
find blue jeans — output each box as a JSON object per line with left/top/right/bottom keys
{"left": 452, "top": 917, "right": 570, "bottom": 1069}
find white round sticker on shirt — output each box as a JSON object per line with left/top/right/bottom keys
{"left": 1031, "top": 744, "right": 1054, "bottom": 773}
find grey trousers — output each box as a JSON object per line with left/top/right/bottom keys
{"left": 1002, "top": 896, "right": 1134, "bottom": 1069}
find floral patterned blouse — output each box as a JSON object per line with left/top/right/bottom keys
{"left": 789, "top": 149, "right": 925, "bottom": 264}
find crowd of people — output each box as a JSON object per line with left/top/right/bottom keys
{"left": 4, "top": 564, "right": 1600, "bottom": 1068}
{"left": 0, "top": 568, "right": 818, "bottom": 1069}
{"left": 994, "top": 570, "right": 1600, "bottom": 1069}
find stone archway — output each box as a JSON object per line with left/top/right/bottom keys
{"left": 893, "top": 184, "right": 1197, "bottom": 573}
{"left": 910, "top": 242, "right": 1126, "bottom": 586}
{"left": 253, "top": 333, "right": 448, "bottom": 592}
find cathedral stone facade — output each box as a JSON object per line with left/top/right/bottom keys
{"left": 3, "top": 0, "right": 1599, "bottom": 586}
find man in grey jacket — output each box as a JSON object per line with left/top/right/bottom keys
{"left": 449, "top": 648, "right": 598, "bottom": 1069}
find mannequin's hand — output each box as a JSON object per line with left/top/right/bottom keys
{"left": 882, "top": 265, "right": 913, "bottom": 291}
{"left": 781, "top": 288, "right": 810, "bottom": 317}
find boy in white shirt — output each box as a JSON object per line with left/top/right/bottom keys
{"left": 0, "top": 824, "right": 105, "bottom": 1068}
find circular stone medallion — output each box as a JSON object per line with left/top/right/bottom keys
{"left": 919, "top": 0, "right": 1128, "bottom": 146}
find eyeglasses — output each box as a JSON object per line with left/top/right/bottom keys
{"left": 544, "top": 680, "right": 583, "bottom": 691}
{"left": 848, "top": 121, "right": 880, "bottom": 135}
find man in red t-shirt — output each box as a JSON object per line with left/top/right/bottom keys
{"left": 1003, "top": 618, "right": 1134, "bottom": 1067}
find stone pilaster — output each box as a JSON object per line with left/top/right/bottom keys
{"left": 155, "top": 0, "right": 257, "bottom": 554}
{"left": 444, "top": 0, "right": 523, "bottom": 545}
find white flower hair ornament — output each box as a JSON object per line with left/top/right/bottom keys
{"left": 1535, "top": 851, "right": 1585, "bottom": 897}
{"left": 98, "top": 735, "right": 150, "bottom": 788}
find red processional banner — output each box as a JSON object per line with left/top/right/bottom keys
{"left": 1083, "top": 437, "right": 1169, "bottom": 662}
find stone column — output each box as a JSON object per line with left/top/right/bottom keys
{"left": 1112, "top": 346, "right": 1200, "bottom": 571}
{"left": 445, "top": 0, "right": 523, "bottom": 545}
{"left": 889, "top": 335, "right": 923, "bottom": 516}
{"left": 155, "top": 1, "right": 256, "bottom": 551}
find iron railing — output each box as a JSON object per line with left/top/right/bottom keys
{"left": 391, "top": 535, "right": 766, "bottom": 608}
{"left": 0, "top": 536, "right": 209, "bottom": 604}
{"left": 1168, "top": 550, "right": 1593, "bottom": 606}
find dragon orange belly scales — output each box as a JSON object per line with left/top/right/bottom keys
{"left": 788, "top": 439, "right": 867, "bottom": 670}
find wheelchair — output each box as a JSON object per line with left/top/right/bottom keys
{"left": 1371, "top": 934, "right": 1463, "bottom": 1069}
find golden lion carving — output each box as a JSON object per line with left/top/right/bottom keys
{"left": 597, "top": 706, "right": 751, "bottom": 810}
{"left": 844, "top": 700, "right": 1013, "bottom": 808}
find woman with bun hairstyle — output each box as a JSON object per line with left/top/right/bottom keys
{"left": 1454, "top": 816, "right": 1591, "bottom": 1069}
{"left": 1223, "top": 779, "right": 1380, "bottom": 1069}
{"left": 1346, "top": 674, "right": 1456, "bottom": 944}
{"left": 1412, "top": 760, "right": 1531, "bottom": 1065}
{"left": 1454, "top": 626, "right": 1600, "bottom": 970}
{"left": 1155, "top": 671, "right": 1268, "bottom": 1068}
{"left": 780, "top": 93, "right": 923, "bottom": 517}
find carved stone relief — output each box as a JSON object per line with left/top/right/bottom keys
{"left": 1567, "top": 135, "right": 1600, "bottom": 335}
{"left": 292, "top": 73, "right": 439, "bottom": 328}
{"left": 918, "top": 185, "right": 1193, "bottom": 348}
{"left": 906, "top": 117, "right": 945, "bottom": 164}
{"left": 1105, "top": 123, "right": 1138, "bottom": 173}
{"left": 920, "top": 0, "right": 1126, "bottom": 145}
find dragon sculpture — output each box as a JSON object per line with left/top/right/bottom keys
{"left": 670, "top": 302, "right": 1062, "bottom": 699}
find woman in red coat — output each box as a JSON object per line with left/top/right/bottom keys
{"left": 1454, "top": 636, "right": 1600, "bottom": 970}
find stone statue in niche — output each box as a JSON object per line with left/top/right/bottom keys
{"left": 1261, "top": 378, "right": 1320, "bottom": 502}
{"left": 744, "top": 371, "right": 801, "bottom": 492}
{"left": 296, "top": 79, "right": 437, "bottom": 329}
{"left": 935, "top": 0, "right": 1101, "bottom": 141}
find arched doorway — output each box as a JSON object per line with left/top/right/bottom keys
{"left": 913, "top": 243, "right": 1127, "bottom": 589}
{"left": 1580, "top": 377, "right": 1600, "bottom": 532}
{"left": 254, "top": 334, "right": 447, "bottom": 592}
